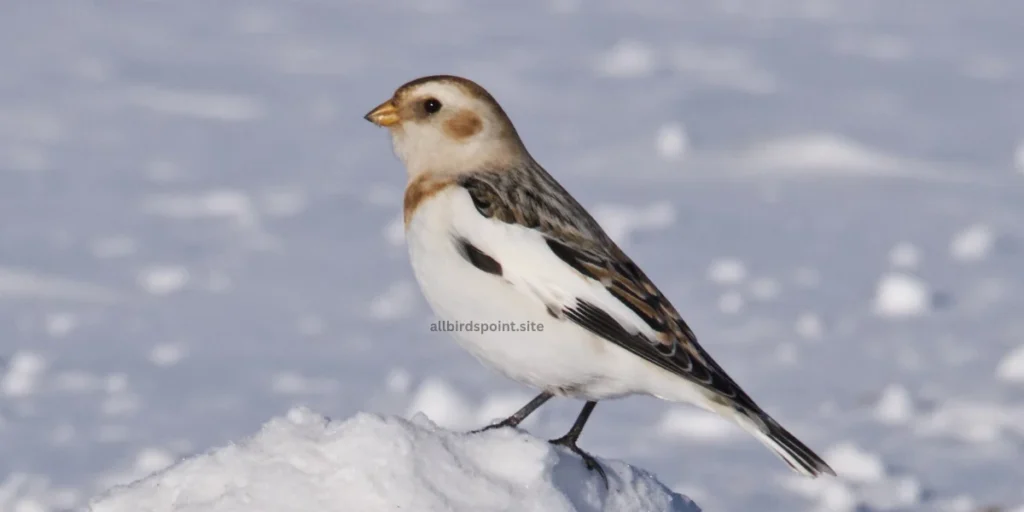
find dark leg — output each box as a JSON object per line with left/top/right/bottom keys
{"left": 471, "top": 391, "right": 553, "bottom": 433}
{"left": 549, "top": 401, "right": 608, "bottom": 487}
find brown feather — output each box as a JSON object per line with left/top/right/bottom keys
{"left": 443, "top": 110, "right": 484, "bottom": 140}
{"left": 457, "top": 165, "right": 758, "bottom": 408}
{"left": 403, "top": 173, "right": 455, "bottom": 227}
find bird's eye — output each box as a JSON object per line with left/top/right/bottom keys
{"left": 423, "top": 98, "right": 442, "bottom": 114}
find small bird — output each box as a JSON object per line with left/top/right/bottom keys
{"left": 364, "top": 75, "right": 834, "bottom": 484}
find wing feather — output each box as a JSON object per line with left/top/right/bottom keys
{"left": 454, "top": 170, "right": 758, "bottom": 409}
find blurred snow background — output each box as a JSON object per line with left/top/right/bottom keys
{"left": 1, "top": 0, "right": 1022, "bottom": 510}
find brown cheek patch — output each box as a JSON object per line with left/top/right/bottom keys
{"left": 404, "top": 173, "right": 455, "bottom": 227}
{"left": 442, "top": 110, "right": 483, "bottom": 140}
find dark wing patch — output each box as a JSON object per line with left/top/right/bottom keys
{"left": 547, "top": 238, "right": 668, "bottom": 334}
{"left": 461, "top": 177, "right": 498, "bottom": 218}
{"left": 453, "top": 236, "right": 503, "bottom": 276}
{"left": 457, "top": 168, "right": 759, "bottom": 410}
{"left": 563, "top": 299, "right": 644, "bottom": 348}
{"left": 563, "top": 299, "right": 725, "bottom": 389}
{"left": 548, "top": 239, "right": 753, "bottom": 405}
{"left": 545, "top": 238, "right": 597, "bottom": 278}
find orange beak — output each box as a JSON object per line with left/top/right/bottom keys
{"left": 363, "top": 99, "right": 400, "bottom": 127}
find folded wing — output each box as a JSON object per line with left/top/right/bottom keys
{"left": 452, "top": 171, "right": 759, "bottom": 411}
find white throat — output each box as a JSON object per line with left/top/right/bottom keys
{"left": 390, "top": 127, "right": 521, "bottom": 178}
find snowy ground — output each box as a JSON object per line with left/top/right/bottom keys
{"left": 2, "top": 1, "right": 1023, "bottom": 511}
{"left": 90, "top": 408, "right": 701, "bottom": 512}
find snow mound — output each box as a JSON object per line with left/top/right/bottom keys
{"left": 949, "top": 223, "right": 995, "bottom": 262}
{"left": 591, "top": 201, "right": 675, "bottom": 246}
{"left": 873, "top": 272, "right": 932, "bottom": 318}
{"left": 996, "top": 344, "right": 1024, "bottom": 384}
{"left": 655, "top": 123, "right": 690, "bottom": 161}
{"left": 707, "top": 258, "right": 747, "bottom": 285}
{"left": 597, "top": 39, "right": 656, "bottom": 78}
{"left": 740, "top": 133, "right": 906, "bottom": 173}
{"left": 89, "top": 408, "right": 701, "bottom": 512}
{"left": 916, "top": 400, "right": 1024, "bottom": 443}
{"left": 874, "top": 384, "right": 915, "bottom": 425}
{"left": 824, "top": 442, "right": 886, "bottom": 484}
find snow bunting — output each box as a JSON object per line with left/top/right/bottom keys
{"left": 364, "top": 75, "right": 835, "bottom": 483}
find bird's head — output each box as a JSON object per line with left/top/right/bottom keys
{"left": 364, "top": 75, "right": 527, "bottom": 177}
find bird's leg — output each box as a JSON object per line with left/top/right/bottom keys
{"left": 471, "top": 391, "right": 553, "bottom": 433}
{"left": 549, "top": 401, "right": 608, "bottom": 487}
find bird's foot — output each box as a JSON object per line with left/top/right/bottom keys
{"left": 549, "top": 435, "right": 609, "bottom": 488}
{"left": 469, "top": 392, "right": 553, "bottom": 435}
{"left": 469, "top": 418, "right": 519, "bottom": 434}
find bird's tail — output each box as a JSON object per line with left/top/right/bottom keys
{"left": 730, "top": 407, "right": 835, "bottom": 478}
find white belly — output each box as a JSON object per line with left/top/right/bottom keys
{"left": 404, "top": 187, "right": 668, "bottom": 400}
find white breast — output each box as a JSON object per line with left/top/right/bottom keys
{"left": 404, "top": 186, "right": 674, "bottom": 400}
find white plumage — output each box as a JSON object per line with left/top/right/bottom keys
{"left": 365, "top": 74, "right": 835, "bottom": 481}
{"left": 407, "top": 186, "right": 707, "bottom": 405}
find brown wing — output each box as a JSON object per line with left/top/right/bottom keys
{"left": 545, "top": 236, "right": 760, "bottom": 409}
{"left": 458, "top": 169, "right": 760, "bottom": 410}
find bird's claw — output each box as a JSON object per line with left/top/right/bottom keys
{"left": 549, "top": 436, "right": 609, "bottom": 488}
{"left": 469, "top": 418, "right": 518, "bottom": 434}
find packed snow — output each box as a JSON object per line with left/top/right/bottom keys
{"left": 591, "top": 201, "right": 676, "bottom": 246}
{"left": 873, "top": 272, "right": 932, "bottom": 318}
{"left": 3, "top": 1, "right": 1024, "bottom": 511}
{"left": 794, "top": 312, "right": 825, "bottom": 340}
{"left": 873, "top": 384, "right": 915, "bottom": 425}
{"left": 706, "top": 258, "right": 747, "bottom": 285}
{"left": 89, "top": 408, "right": 701, "bottom": 512}
{"left": 740, "top": 133, "right": 909, "bottom": 174}
{"left": 996, "top": 345, "right": 1024, "bottom": 384}
{"left": 825, "top": 442, "right": 887, "bottom": 484}
{"left": 656, "top": 407, "right": 735, "bottom": 441}
{"left": 597, "top": 40, "right": 657, "bottom": 78}
{"left": 949, "top": 224, "right": 996, "bottom": 263}
{"left": 1, "top": 351, "right": 48, "bottom": 398}
{"left": 655, "top": 123, "right": 690, "bottom": 162}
